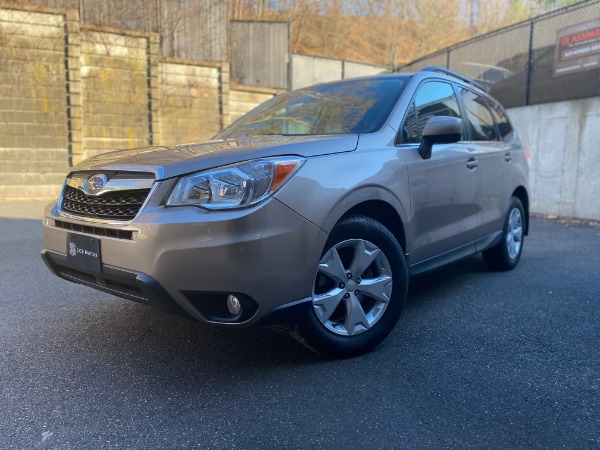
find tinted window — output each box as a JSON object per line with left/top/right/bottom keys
{"left": 401, "top": 81, "right": 461, "bottom": 144}
{"left": 460, "top": 89, "right": 498, "bottom": 141}
{"left": 488, "top": 100, "right": 514, "bottom": 142}
{"left": 217, "top": 78, "right": 407, "bottom": 138}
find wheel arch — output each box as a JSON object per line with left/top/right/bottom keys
{"left": 338, "top": 200, "right": 407, "bottom": 253}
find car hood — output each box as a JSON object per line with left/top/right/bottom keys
{"left": 72, "top": 134, "right": 358, "bottom": 180}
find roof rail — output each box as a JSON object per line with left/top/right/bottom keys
{"left": 420, "top": 66, "right": 487, "bottom": 92}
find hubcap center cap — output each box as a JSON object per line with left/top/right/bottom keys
{"left": 346, "top": 280, "right": 357, "bottom": 291}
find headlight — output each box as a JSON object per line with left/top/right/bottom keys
{"left": 166, "top": 156, "right": 305, "bottom": 210}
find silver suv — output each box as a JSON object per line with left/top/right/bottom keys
{"left": 41, "top": 67, "right": 529, "bottom": 357}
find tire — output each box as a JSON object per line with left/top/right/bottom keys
{"left": 293, "top": 215, "right": 408, "bottom": 358}
{"left": 482, "top": 197, "right": 525, "bottom": 271}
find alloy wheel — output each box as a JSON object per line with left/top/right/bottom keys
{"left": 506, "top": 207, "right": 523, "bottom": 260}
{"left": 312, "top": 239, "right": 393, "bottom": 336}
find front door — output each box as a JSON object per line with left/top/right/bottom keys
{"left": 399, "top": 80, "right": 481, "bottom": 265}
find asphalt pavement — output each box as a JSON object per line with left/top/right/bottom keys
{"left": 1, "top": 203, "right": 599, "bottom": 449}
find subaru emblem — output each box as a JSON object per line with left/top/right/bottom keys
{"left": 85, "top": 174, "right": 108, "bottom": 195}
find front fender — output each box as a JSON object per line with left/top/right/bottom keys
{"left": 274, "top": 149, "right": 410, "bottom": 235}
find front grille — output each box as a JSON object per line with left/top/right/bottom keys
{"left": 61, "top": 185, "right": 150, "bottom": 220}
{"left": 54, "top": 219, "right": 134, "bottom": 240}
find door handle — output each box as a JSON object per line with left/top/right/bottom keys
{"left": 504, "top": 152, "right": 512, "bottom": 162}
{"left": 466, "top": 158, "right": 479, "bottom": 170}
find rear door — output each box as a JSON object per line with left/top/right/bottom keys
{"left": 457, "top": 88, "right": 510, "bottom": 248}
{"left": 400, "top": 80, "right": 480, "bottom": 265}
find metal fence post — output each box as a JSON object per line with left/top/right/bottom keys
{"left": 525, "top": 20, "right": 535, "bottom": 106}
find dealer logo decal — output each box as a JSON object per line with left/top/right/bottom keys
{"left": 69, "top": 242, "right": 77, "bottom": 257}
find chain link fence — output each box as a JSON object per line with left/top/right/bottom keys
{"left": 397, "top": 0, "right": 600, "bottom": 108}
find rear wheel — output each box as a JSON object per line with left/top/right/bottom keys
{"left": 293, "top": 215, "right": 408, "bottom": 357}
{"left": 483, "top": 197, "right": 525, "bottom": 271}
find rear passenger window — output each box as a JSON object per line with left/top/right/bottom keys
{"left": 489, "top": 100, "right": 514, "bottom": 142}
{"left": 460, "top": 89, "right": 498, "bottom": 142}
{"left": 401, "top": 81, "right": 461, "bottom": 144}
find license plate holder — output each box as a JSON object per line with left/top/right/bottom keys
{"left": 66, "top": 233, "right": 101, "bottom": 273}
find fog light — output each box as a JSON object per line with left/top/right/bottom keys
{"left": 226, "top": 295, "right": 242, "bottom": 316}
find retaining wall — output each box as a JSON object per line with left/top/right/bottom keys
{"left": 229, "top": 84, "right": 280, "bottom": 123}
{"left": 80, "top": 28, "right": 154, "bottom": 160}
{"left": 0, "top": 8, "right": 71, "bottom": 199}
{"left": 160, "top": 60, "right": 221, "bottom": 146}
{"left": 0, "top": 5, "right": 229, "bottom": 200}
{"left": 508, "top": 97, "right": 600, "bottom": 221}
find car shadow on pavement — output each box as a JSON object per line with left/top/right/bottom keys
{"left": 406, "top": 254, "right": 487, "bottom": 306}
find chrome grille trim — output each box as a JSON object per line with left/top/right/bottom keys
{"left": 67, "top": 173, "right": 154, "bottom": 197}
{"left": 58, "top": 173, "right": 158, "bottom": 223}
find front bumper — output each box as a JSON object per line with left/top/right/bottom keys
{"left": 42, "top": 188, "right": 327, "bottom": 327}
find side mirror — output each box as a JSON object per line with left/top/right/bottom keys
{"left": 418, "top": 116, "right": 463, "bottom": 160}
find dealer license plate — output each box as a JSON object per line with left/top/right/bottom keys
{"left": 66, "top": 233, "right": 101, "bottom": 273}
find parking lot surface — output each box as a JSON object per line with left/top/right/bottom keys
{"left": 1, "top": 204, "right": 599, "bottom": 449}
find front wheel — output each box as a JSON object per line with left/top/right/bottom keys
{"left": 293, "top": 215, "right": 408, "bottom": 358}
{"left": 483, "top": 197, "right": 526, "bottom": 271}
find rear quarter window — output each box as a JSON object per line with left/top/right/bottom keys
{"left": 460, "top": 89, "right": 499, "bottom": 142}
{"left": 488, "top": 99, "right": 515, "bottom": 142}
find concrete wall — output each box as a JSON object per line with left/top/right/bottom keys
{"left": 0, "top": 5, "right": 229, "bottom": 200}
{"left": 229, "top": 85, "right": 280, "bottom": 124}
{"left": 291, "top": 54, "right": 386, "bottom": 89}
{"left": 80, "top": 28, "right": 154, "bottom": 160}
{"left": 508, "top": 97, "right": 600, "bottom": 221}
{"left": 292, "top": 54, "right": 342, "bottom": 89}
{"left": 160, "top": 60, "right": 221, "bottom": 145}
{"left": 0, "top": 8, "right": 70, "bottom": 199}
{"left": 344, "top": 61, "right": 388, "bottom": 79}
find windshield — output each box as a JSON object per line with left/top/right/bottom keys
{"left": 217, "top": 77, "right": 408, "bottom": 139}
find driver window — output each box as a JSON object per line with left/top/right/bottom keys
{"left": 401, "top": 81, "right": 461, "bottom": 144}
